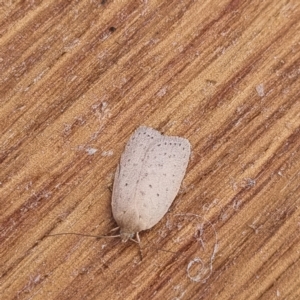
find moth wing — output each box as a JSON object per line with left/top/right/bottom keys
{"left": 112, "top": 126, "right": 162, "bottom": 228}
{"left": 135, "top": 136, "right": 191, "bottom": 231}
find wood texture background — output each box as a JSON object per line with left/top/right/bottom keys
{"left": 1, "top": 0, "right": 300, "bottom": 299}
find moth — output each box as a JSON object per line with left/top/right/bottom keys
{"left": 112, "top": 126, "right": 191, "bottom": 242}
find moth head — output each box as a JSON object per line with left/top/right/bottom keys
{"left": 119, "top": 229, "right": 137, "bottom": 243}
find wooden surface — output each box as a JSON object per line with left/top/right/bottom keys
{"left": 1, "top": 0, "right": 300, "bottom": 299}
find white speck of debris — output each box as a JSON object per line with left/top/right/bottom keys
{"left": 248, "top": 223, "right": 260, "bottom": 234}
{"left": 157, "top": 86, "right": 167, "bottom": 97}
{"left": 244, "top": 178, "right": 256, "bottom": 187}
{"left": 101, "top": 101, "right": 108, "bottom": 112}
{"left": 86, "top": 147, "right": 98, "bottom": 155}
{"left": 33, "top": 274, "right": 41, "bottom": 284}
{"left": 101, "top": 150, "right": 114, "bottom": 157}
{"left": 233, "top": 199, "right": 242, "bottom": 211}
{"left": 256, "top": 84, "right": 265, "bottom": 97}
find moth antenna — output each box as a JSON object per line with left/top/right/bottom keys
{"left": 47, "top": 232, "right": 120, "bottom": 239}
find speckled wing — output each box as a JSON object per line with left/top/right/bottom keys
{"left": 134, "top": 135, "right": 191, "bottom": 230}
{"left": 111, "top": 126, "right": 162, "bottom": 231}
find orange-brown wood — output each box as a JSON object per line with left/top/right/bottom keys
{"left": 1, "top": 1, "right": 299, "bottom": 299}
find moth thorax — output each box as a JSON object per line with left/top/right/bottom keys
{"left": 120, "top": 229, "right": 135, "bottom": 242}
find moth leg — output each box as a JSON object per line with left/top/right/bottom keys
{"left": 129, "top": 232, "right": 140, "bottom": 244}
{"left": 134, "top": 232, "right": 143, "bottom": 261}
{"left": 136, "top": 232, "right": 141, "bottom": 243}
{"left": 130, "top": 232, "right": 143, "bottom": 260}
{"left": 110, "top": 227, "right": 119, "bottom": 232}
{"left": 129, "top": 237, "right": 139, "bottom": 244}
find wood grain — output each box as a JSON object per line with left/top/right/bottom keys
{"left": 1, "top": 0, "right": 299, "bottom": 299}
